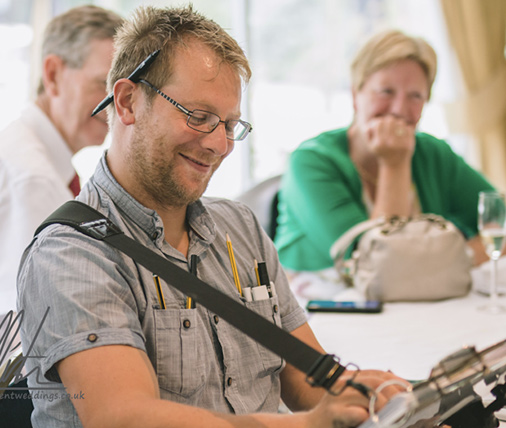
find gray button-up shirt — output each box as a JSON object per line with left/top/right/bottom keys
{"left": 17, "top": 155, "right": 307, "bottom": 427}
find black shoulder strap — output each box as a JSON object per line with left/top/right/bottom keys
{"left": 35, "top": 200, "right": 345, "bottom": 391}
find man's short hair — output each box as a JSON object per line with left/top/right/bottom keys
{"left": 350, "top": 29, "right": 438, "bottom": 99}
{"left": 37, "top": 5, "right": 123, "bottom": 95}
{"left": 107, "top": 5, "right": 251, "bottom": 116}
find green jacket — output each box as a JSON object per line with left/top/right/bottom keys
{"left": 275, "top": 128, "right": 495, "bottom": 271}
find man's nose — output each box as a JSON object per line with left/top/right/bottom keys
{"left": 201, "top": 122, "right": 231, "bottom": 156}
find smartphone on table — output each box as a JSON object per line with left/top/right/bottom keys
{"left": 306, "top": 300, "right": 383, "bottom": 313}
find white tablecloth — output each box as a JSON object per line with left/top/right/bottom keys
{"left": 288, "top": 267, "right": 506, "bottom": 425}
{"left": 287, "top": 267, "right": 506, "bottom": 380}
{"left": 307, "top": 292, "right": 506, "bottom": 381}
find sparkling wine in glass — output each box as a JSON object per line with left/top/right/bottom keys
{"left": 478, "top": 191, "right": 506, "bottom": 313}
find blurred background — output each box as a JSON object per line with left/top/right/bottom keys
{"left": 1, "top": 0, "right": 505, "bottom": 198}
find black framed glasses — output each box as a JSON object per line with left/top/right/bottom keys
{"left": 139, "top": 79, "right": 252, "bottom": 141}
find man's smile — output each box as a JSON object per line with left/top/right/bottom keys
{"left": 179, "top": 152, "right": 216, "bottom": 173}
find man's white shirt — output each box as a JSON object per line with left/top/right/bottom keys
{"left": 0, "top": 103, "right": 75, "bottom": 314}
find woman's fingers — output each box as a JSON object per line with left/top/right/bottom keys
{"left": 365, "top": 116, "right": 416, "bottom": 166}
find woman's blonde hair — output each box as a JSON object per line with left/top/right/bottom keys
{"left": 351, "top": 30, "right": 438, "bottom": 99}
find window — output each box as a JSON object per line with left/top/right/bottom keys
{"left": 0, "top": 0, "right": 33, "bottom": 131}
{"left": 246, "top": 0, "right": 467, "bottom": 187}
{"left": 1, "top": 0, "right": 468, "bottom": 199}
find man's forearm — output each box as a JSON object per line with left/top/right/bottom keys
{"left": 83, "top": 395, "right": 311, "bottom": 428}
{"left": 280, "top": 362, "right": 326, "bottom": 411}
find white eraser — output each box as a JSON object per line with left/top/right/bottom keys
{"left": 243, "top": 287, "right": 253, "bottom": 302}
{"left": 251, "top": 285, "right": 269, "bottom": 301}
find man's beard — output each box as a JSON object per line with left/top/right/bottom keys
{"left": 127, "top": 132, "right": 216, "bottom": 209}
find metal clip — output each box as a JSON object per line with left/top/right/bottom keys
{"left": 79, "top": 219, "right": 121, "bottom": 240}
{"left": 381, "top": 215, "right": 409, "bottom": 235}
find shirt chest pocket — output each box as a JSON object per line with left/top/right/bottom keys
{"left": 243, "top": 295, "right": 284, "bottom": 373}
{"left": 153, "top": 308, "right": 209, "bottom": 398}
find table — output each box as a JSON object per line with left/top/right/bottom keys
{"left": 289, "top": 268, "right": 506, "bottom": 425}
{"left": 307, "top": 292, "right": 506, "bottom": 381}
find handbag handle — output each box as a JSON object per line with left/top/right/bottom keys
{"left": 330, "top": 217, "right": 385, "bottom": 262}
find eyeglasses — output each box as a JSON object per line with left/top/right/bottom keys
{"left": 139, "top": 79, "right": 253, "bottom": 141}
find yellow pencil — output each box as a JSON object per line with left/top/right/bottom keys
{"left": 153, "top": 275, "right": 166, "bottom": 309}
{"left": 254, "top": 259, "right": 261, "bottom": 287}
{"left": 226, "top": 233, "right": 242, "bottom": 296}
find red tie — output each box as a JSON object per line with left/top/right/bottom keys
{"left": 69, "top": 172, "right": 81, "bottom": 197}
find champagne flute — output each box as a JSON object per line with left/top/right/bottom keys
{"left": 478, "top": 191, "right": 506, "bottom": 313}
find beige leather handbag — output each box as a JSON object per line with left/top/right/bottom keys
{"left": 330, "top": 214, "right": 473, "bottom": 302}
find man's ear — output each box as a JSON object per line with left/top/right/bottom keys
{"left": 41, "top": 54, "right": 65, "bottom": 97}
{"left": 114, "top": 79, "right": 138, "bottom": 126}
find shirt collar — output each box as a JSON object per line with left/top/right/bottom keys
{"left": 91, "top": 153, "right": 216, "bottom": 250}
{"left": 21, "top": 102, "right": 75, "bottom": 185}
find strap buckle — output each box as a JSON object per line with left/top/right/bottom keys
{"left": 305, "top": 354, "right": 346, "bottom": 390}
{"left": 79, "top": 219, "right": 121, "bottom": 240}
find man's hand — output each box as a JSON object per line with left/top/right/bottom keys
{"left": 308, "top": 369, "right": 410, "bottom": 428}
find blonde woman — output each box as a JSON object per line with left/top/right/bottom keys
{"left": 276, "top": 30, "right": 494, "bottom": 271}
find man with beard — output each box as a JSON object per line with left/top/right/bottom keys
{"left": 17, "top": 6, "right": 406, "bottom": 428}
